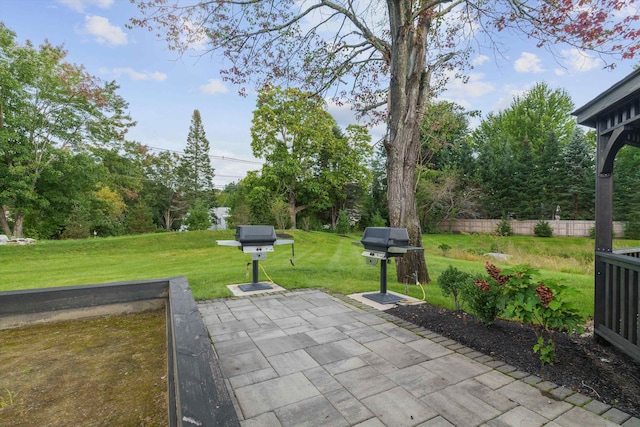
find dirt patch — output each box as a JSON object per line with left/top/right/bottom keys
{"left": 0, "top": 310, "right": 168, "bottom": 426}
{"left": 387, "top": 303, "right": 640, "bottom": 418}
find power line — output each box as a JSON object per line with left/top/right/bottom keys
{"left": 146, "top": 145, "right": 263, "bottom": 165}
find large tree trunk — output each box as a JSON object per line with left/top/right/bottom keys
{"left": 163, "top": 207, "right": 173, "bottom": 230}
{"left": 13, "top": 214, "right": 24, "bottom": 238}
{"left": 385, "top": 2, "right": 431, "bottom": 284}
{"left": 0, "top": 207, "right": 12, "bottom": 237}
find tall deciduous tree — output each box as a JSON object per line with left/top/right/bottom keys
{"left": 250, "top": 86, "right": 340, "bottom": 229}
{"left": 143, "top": 150, "right": 187, "bottom": 230}
{"left": 0, "top": 24, "right": 133, "bottom": 238}
{"left": 132, "top": 0, "right": 639, "bottom": 283}
{"left": 177, "top": 109, "right": 216, "bottom": 208}
{"left": 316, "top": 125, "right": 373, "bottom": 229}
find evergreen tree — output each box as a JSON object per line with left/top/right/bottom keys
{"left": 536, "top": 132, "right": 564, "bottom": 218}
{"left": 177, "top": 109, "right": 216, "bottom": 208}
{"left": 561, "top": 128, "right": 595, "bottom": 219}
{"left": 126, "top": 200, "right": 157, "bottom": 234}
{"left": 613, "top": 145, "right": 640, "bottom": 222}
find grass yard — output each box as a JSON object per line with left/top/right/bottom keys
{"left": 1, "top": 230, "right": 637, "bottom": 318}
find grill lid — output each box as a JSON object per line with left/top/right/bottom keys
{"left": 361, "top": 227, "right": 410, "bottom": 252}
{"left": 235, "top": 225, "right": 277, "bottom": 245}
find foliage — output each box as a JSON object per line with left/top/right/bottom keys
{"left": 270, "top": 198, "right": 289, "bottom": 231}
{"left": 624, "top": 215, "right": 640, "bottom": 240}
{"left": 499, "top": 265, "right": 584, "bottom": 365}
{"left": 336, "top": 210, "right": 351, "bottom": 235}
{"left": 472, "top": 83, "right": 578, "bottom": 219}
{"left": 250, "top": 86, "right": 371, "bottom": 230}
{"left": 417, "top": 167, "right": 480, "bottom": 229}
{"left": 143, "top": 150, "right": 187, "bottom": 230}
{"left": 368, "top": 211, "right": 387, "bottom": 228}
{"left": 183, "top": 200, "right": 211, "bottom": 231}
{"left": 533, "top": 221, "right": 553, "bottom": 238}
{"left": 438, "top": 243, "right": 451, "bottom": 256}
{"left": 437, "top": 265, "right": 471, "bottom": 312}
{"left": 614, "top": 145, "right": 640, "bottom": 222}
{"left": 461, "top": 273, "right": 504, "bottom": 326}
{"left": 61, "top": 204, "right": 92, "bottom": 240}
{"left": 126, "top": 201, "right": 157, "bottom": 235}
{"left": 0, "top": 24, "right": 133, "bottom": 238}
{"left": 561, "top": 128, "right": 595, "bottom": 219}
{"left": 496, "top": 219, "right": 514, "bottom": 236}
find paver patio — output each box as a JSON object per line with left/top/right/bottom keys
{"left": 198, "top": 289, "right": 638, "bottom": 426}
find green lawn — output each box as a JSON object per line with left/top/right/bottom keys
{"left": 2, "top": 230, "right": 636, "bottom": 318}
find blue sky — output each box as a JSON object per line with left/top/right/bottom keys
{"left": 2, "top": 0, "right": 638, "bottom": 188}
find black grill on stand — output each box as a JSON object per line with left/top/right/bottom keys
{"left": 360, "top": 227, "right": 422, "bottom": 304}
{"left": 217, "top": 225, "right": 293, "bottom": 292}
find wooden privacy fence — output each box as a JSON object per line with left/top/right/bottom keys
{"left": 437, "top": 219, "right": 625, "bottom": 237}
{"left": 596, "top": 249, "right": 640, "bottom": 361}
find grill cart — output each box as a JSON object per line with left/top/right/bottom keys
{"left": 217, "top": 225, "right": 294, "bottom": 292}
{"left": 360, "top": 227, "right": 423, "bottom": 304}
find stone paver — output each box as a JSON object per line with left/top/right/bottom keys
{"left": 197, "top": 290, "right": 638, "bottom": 427}
{"left": 482, "top": 406, "right": 549, "bottom": 427}
{"left": 234, "top": 372, "right": 320, "bottom": 418}
{"left": 362, "top": 387, "right": 438, "bottom": 427}
{"left": 497, "top": 380, "right": 572, "bottom": 419}
{"left": 552, "top": 406, "right": 620, "bottom": 427}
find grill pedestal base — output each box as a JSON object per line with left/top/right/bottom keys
{"left": 238, "top": 282, "right": 273, "bottom": 292}
{"left": 237, "top": 259, "right": 273, "bottom": 292}
{"left": 363, "top": 292, "right": 404, "bottom": 304}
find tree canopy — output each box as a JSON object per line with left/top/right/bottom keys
{"left": 250, "top": 85, "right": 371, "bottom": 229}
{"left": 0, "top": 23, "right": 134, "bottom": 238}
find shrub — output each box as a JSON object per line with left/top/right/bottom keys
{"left": 438, "top": 243, "right": 451, "bottom": 256}
{"left": 183, "top": 200, "right": 212, "bottom": 231}
{"left": 336, "top": 209, "right": 351, "bottom": 234}
{"left": 462, "top": 273, "right": 504, "bottom": 326}
{"left": 624, "top": 216, "right": 640, "bottom": 239}
{"left": 495, "top": 218, "right": 513, "bottom": 236}
{"left": 462, "top": 262, "right": 513, "bottom": 326}
{"left": 369, "top": 211, "right": 387, "bottom": 227}
{"left": 498, "top": 265, "right": 584, "bottom": 365}
{"left": 533, "top": 220, "right": 553, "bottom": 237}
{"left": 437, "top": 265, "right": 471, "bottom": 311}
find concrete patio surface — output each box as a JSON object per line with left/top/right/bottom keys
{"left": 198, "top": 289, "right": 639, "bottom": 427}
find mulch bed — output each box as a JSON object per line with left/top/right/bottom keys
{"left": 387, "top": 302, "right": 640, "bottom": 418}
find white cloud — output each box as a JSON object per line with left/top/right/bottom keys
{"left": 514, "top": 52, "right": 544, "bottom": 73}
{"left": 472, "top": 55, "right": 490, "bottom": 67}
{"left": 82, "top": 15, "right": 127, "bottom": 46}
{"left": 107, "top": 68, "right": 167, "bottom": 81}
{"left": 490, "top": 83, "right": 534, "bottom": 112}
{"left": 445, "top": 72, "right": 495, "bottom": 99}
{"left": 58, "top": 0, "right": 113, "bottom": 13}
{"left": 559, "top": 48, "right": 603, "bottom": 72}
{"left": 199, "top": 79, "right": 228, "bottom": 95}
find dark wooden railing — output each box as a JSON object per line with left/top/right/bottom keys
{"left": 595, "top": 249, "right": 640, "bottom": 362}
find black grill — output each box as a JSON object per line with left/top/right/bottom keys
{"left": 217, "top": 225, "right": 293, "bottom": 292}
{"left": 361, "top": 227, "right": 410, "bottom": 256}
{"left": 360, "top": 227, "right": 422, "bottom": 305}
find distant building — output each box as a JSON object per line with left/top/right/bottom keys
{"left": 210, "top": 207, "right": 231, "bottom": 230}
